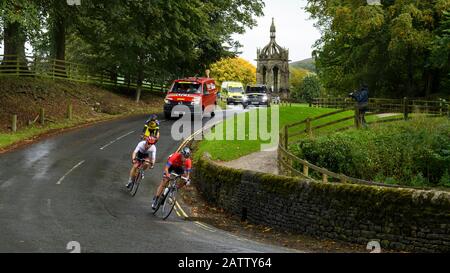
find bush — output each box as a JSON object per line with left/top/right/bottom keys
{"left": 293, "top": 118, "right": 450, "bottom": 188}
{"left": 290, "top": 74, "right": 321, "bottom": 103}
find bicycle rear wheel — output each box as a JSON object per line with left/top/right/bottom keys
{"left": 130, "top": 171, "right": 142, "bottom": 197}
{"left": 152, "top": 191, "right": 166, "bottom": 215}
{"left": 161, "top": 188, "right": 177, "bottom": 220}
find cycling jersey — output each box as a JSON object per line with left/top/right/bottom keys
{"left": 143, "top": 120, "right": 160, "bottom": 138}
{"left": 166, "top": 153, "right": 192, "bottom": 173}
{"left": 134, "top": 141, "right": 156, "bottom": 162}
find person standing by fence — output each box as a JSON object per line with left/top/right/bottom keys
{"left": 349, "top": 83, "right": 369, "bottom": 127}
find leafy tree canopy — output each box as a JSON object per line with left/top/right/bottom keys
{"left": 306, "top": 0, "right": 450, "bottom": 98}
{"left": 210, "top": 57, "right": 256, "bottom": 88}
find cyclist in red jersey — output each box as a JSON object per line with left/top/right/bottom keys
{"left": 152, "top": 147, "right": 192, "bottom": 210}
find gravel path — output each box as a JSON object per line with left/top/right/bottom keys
{"left": 216, "top": 149, "right": 279, "bottom": 175}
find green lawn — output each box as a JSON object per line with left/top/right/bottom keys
{"left": 196, "top": 104, "right": 397, "bottom": 161}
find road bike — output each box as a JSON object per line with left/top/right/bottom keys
{"left": 152, "top": 172, "right": 189, "bottom": 220}
{"left": 127, "top": 159, "right": 150, "bottom": 197}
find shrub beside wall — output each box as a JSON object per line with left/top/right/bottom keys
{"left": 293, "top": 118, "right": 450, "bottom": 187}
{"left": 193, "top": 156, "right": 450, "bottom": 252}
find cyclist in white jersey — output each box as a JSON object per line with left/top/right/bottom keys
{"left": 126, "top": 136, "right": 157, "bottom": 188}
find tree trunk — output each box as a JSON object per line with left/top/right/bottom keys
{"left": 2, "top": 21, "right": 28, "bottom": 72}
{"left": 51, "top": 12, "right": 66, "bottom": 77}
{"left": 406, "top": 48, "right": 414, "bottom": 97}
{"left": 135, "top": 53, "right": 144, "bottom": 103}
{"left": 110, "top": 70, "right": 118, "bottom": 84}
{"left": 425, "top": 72, "right": 433, "bottom": 98}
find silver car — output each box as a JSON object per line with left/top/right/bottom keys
{"left": 245, "top": 84, "right": 271, "bottom": 107}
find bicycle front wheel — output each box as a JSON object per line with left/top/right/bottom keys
{"left": 161, "top": 188, "right": 177, "bottom": 220}
{"left": 130, "top": 171, "right": 142, "bottom": 197}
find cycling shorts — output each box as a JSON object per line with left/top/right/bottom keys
{"left": 165, "top": 166, "right": 184, "bottom": 177}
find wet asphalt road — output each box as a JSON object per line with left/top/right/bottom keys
{"left": 0, "top": 108, "right": 294, "bottom": 253}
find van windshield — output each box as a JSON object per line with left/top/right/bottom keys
{"left": 171, "top": 82, "right": 201, "bottom": 94}
{"left": 229, "top": 87, "right": 244, "bottom": 93}
{"left": 246, "top": 86, "right": 266, "bottom": 93}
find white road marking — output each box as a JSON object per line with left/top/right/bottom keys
{"left": 56, "top": 160, "right": 85, "bottom": 185}
{"left": 195, "top": 221, "right": 216, "bottom": 233}
{"left": 100, "top": 131, "right": 135, "bottom": 150}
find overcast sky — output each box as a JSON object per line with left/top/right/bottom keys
{"left": 232, "top": 0, "right": 321, "bottom": 65}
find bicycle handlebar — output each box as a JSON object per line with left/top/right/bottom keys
{"left": 169, "top": 172, "right": 189, "bottom": 181}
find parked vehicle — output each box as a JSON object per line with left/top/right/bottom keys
{"left": 245, "top": 84, "right": 271, "bottom": 107}
{"left": 163, "top": 77, "right": 217, "bottom": 119}
{"left": 221, "top": 81, "right": 247, "bottom": 107}
{"left": 272, "top": 95, "right": 281, "bottom": 104}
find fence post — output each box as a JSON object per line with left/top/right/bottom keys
{"left": 403, "top": 97, "right": 409, "bottom": 121}
{"left": 303, "top": 164, "right": 309, "bottom": 177}
{"left": 322, "top": 174, "right": 328, "bottom": 183}
{"left": 12, "top": 115, "right": 17, "bottom": 132}
{"left": 284, "top": 126, "right": 288, "bottom": 148}
{"left": 306, "top": 118, "right": 312, "bottom": 137}
{"left": 447, "top": 100, "right": 450, "bottom": 119}
{"left": 67, "top": 104, "right": 73, "bottom": 120}
{"left": 40, "top": 108, "right": 45, "bottom": 125}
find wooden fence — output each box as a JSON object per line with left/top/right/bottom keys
{"left": 311, "top": 97, "right": 450, "bottom": 117}
{"left": 0, "top": 55, "right": 169, "bottom": 93}
{"left": 278, "top": 99, "right": 449, "bottom": 189}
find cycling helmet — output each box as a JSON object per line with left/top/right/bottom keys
{"left": 150, "top": 114, "right": 158, "bottom": 121}
{"left": 148, "top": 120, "right": 158, "bottom": 130}
{"left": 146, "top": 136, "right": 157, "bottom": 145}
{"left": 181, "top": 147, "right": 191, "bottom": 158}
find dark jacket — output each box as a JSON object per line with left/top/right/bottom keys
{"left": 352, "top": 87, "right": 369, "bottom": 106}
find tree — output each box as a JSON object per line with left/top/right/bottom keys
{"left": 429, "top": 9, "right": 450, "bottom": 94}
{"left": 290, "top": 67, "right": 309, "bottom": 92}
{"left": 306, "top": 0, "right": 450, "bottom": 98}
{"left": 1, "top": 0, "right": 265, "bottom": 102}
{"left": 299, "top": 74, "right": 322, "bottom": 103}
{"left": 209, "top": 57, "right": 256, "bottom": 88}
{"left": 1, "top": 0, "right": 39, "bottom": 70}
{"left": 69, "top": 0, "right": 264, "bottom": 102}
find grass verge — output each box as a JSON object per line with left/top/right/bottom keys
{"left": 195, "top": 104, "right": 398, "bottom": 161}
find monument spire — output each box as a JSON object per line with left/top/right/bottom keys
{"left": 270, "top": 18, "right": 276, "bottom": 40}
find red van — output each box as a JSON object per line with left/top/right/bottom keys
{"left": 163, "top": 77, "right": 218, "bottom": 119}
